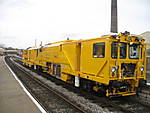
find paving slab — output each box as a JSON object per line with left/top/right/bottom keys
{"left": 0, "top": 56, "right": 42, "bottom": 113}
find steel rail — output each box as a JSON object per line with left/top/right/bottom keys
{"left": 8, "top": 57, "right": 87, "bottom": 113}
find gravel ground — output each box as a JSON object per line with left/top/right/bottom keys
{"left": 138, "top": 85, "right": 150, "bottom": 106}
{"left": 11, "top": 58, "right": 117, "bottom": 113}
{"left": 110, "top": 97, "right": 150, "bottom": 113}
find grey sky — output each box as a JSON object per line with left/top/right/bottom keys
{"left": 0, "top": 0, "right": 149, "bottom": 49}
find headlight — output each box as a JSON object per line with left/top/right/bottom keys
{"left": 140, "top": 67, "right": 144, "bottom": 71}
{"left": 111, "top": 67, "right": 116, "bottom": 72}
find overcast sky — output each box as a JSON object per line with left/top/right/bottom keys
{"left": 0, "top": 0, "right": 150, "bottom": 49}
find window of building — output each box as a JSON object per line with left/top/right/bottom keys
{"left": 93, "top": 43, "right": 105, "bottom": 58}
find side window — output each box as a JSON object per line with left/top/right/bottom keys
{"left": 93, "top": 43, "right": 105, "bottom": 58}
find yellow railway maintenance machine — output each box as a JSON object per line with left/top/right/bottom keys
{"left": 22, "top": 32, "right": 147, "bottom": 97}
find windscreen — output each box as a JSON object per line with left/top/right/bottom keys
{"left": 129, "top": 44, "right": 139, "bottom": 59}
{"left": 111, "top": 42, "right": 127, "bottom": 59}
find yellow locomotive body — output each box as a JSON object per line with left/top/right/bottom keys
{"left": 22, "top": 32, "right": 147, "bottom": 97}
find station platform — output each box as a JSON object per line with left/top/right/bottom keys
{"left": 0, "top": 56, "right": 42, "bottom": 113}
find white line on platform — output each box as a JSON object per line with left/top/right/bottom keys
{"left": 147, "top": 83, "right": 150, "bottom": 86}
{"left": 3, "top": 57, "right": 47, "bottom": 113}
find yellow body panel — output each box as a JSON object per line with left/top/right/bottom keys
{"left": 80, "top": 39, "right": 110, "bottom": 85}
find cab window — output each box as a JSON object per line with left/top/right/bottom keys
{"left": 120, "top": 43, "right": 127, "bottom": 59}
{"left": 111, "top": 42, "right": 127, "bottom": 59}
{"left": 129, "top": 44, "right": 139, "bottom": 59}
{"left": 93, "top": 43, "right": 105, "bottom": 58}
{"left": 111, "top": 42, "right": 118, "bottom": 58}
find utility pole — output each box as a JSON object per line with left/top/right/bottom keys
{"left": 111, "top": 0, "right": 118, "bottom": 33}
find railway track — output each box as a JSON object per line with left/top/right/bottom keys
{"left": 10, "top": 56, "right": 150, "bottom": 113}
{"left": 5, "top": 56, "right": 87, "bottom": 113}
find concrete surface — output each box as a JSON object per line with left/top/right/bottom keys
{"left": 0, "top": 56, "right": 42, "bottom": 113}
